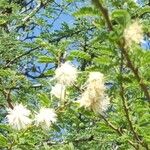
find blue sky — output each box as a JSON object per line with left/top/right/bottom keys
{"left": 24, "top": 0, "right": 150, "bottom": 79}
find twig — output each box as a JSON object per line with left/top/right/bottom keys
{"left": 92, "top": 0, "right": 149, "bottom": 148}
{"left": 119, "top": 51, "right": 149, "bottom": 150}
{"left": 22, "top": 0, "right": 52, "bottom": 23}
{"left": 120, "top": 45, "right": 150, "bottom": 104}
{"left": 100, "top": 114, "right": 122, "bottom": 135}
{"left": 99, "top": 114, "right": 138, "bottom": 149}
{"left": 4, "top": 46, "right": 39, "bottom": 68}
{"left": 92, "top": 0, "right": 150, "bottom": 104}
{"left": 2, "top": 89, "right": 13, "bottom": 109}
{"left": 92, "top": 0, "right": 113, "bottom": 31}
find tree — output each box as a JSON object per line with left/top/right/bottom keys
{"left": 0, "top": 0, "right": 150, "bottom": 149}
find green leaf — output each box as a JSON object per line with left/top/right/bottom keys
{"left": 52, "top": 124, "right": 61, "bottom": 132}
{"left": 92, "top": 56, "right": 110, "bottom": 65}
{"left": 44, "top": 70, "right": 55, "bottom": 76}
{"left": 111, "top": 9, "right": 131, "bottom": 26}
{"left": 0, "top": 69, "right": 15, "bottom": 77}
{"left": 37, "top": 93, "right": 51, "bottom": 106}
{"left": 38, "top": 56, "right": 55, "bottom": 63}
{"left": 68, "top": 50, "right": 91, "bottom": 60}
{"left": 0, "top": 134, "right": 7, "bottom": 148}
{"left": 68, "top": 143, "right": 74, "bottom": 150}
{"left": 97, "top": 122, "right": 114, "bottom": 133}
{"left": 138, "top": 6, "right": 150, "bottom": 16}
{"left": 73, "top": 7, "right": 98, "bottom": 17}
{"left": 0, "top": 18, "right": 7, "bottom": 25}
{"left": 0, "top": 124, "right": 11, "bottom": 131}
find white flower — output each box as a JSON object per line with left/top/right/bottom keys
{"left": 86, "top": 72, "right": 106, "bottom": 93}
{"left": 124, "top": 21, "right": 143, "bottom": 47}
{"left": 55, "top": 61, "right": 77, "bottom": 86}
{"left": 35, "top": 108, "right": 57, "bottom": 127}
{"left": 79, "top": 72, "right": 109, "bottom": 113}
{"left": 51, "top": 83, "right": 66, "bottom": 100}
{"left": 6, "top": 104, "right": 31, "bottom": 130}
{"left": 91, "top": 95, "right": 110, "bottom": 113}
{"left": 87, "top": 72, "right": 104, "bottom": 83}
{"left": 80, "top": 90, "right": 93, "bottom": 108}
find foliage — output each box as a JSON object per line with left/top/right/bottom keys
{"left": 0, "top": 0, "right": 150, "bottom": 150}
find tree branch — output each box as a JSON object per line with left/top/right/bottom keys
{"left": 4, "top": 46, "right": 39, "bottom": 68}
{"left": 120, "top": 46, "right": 150, "bottom": 104}
{"left": 22, "top": 0, "right": 53, "bottom": 23}
{"left": 92, "top": 0, "right": 113, "bottom": 31}
{"left": 2, "top": 89, "right": 13, "bottom": 109}
{"left": 120, "top": 82, "right": 149, "bottom": 149}
{"left": 92, "top": 0, "right": 150, "bottom": 103}
{"left": 119, "top": 52, "right": 149, "bottom": 150}
{"left": 99, "top": 114, "right": 138, "bottom": 149}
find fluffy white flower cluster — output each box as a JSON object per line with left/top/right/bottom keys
{"left": 79, "top": 72, "right": 110, "bottom": 113}
{"left": 124, "top": 21, "right": 143, "bottom": 47}
{"left": 35, "top": 108, "right": 57, "bottom": 127}
{"left": 7, "top": 104, "right": 31, "bottom": 130}
{"left": 51, "top": 61, "right": 78, "bottom": 100}
{"left": 55, "top": 61, "right": 77, "bottom": 86}
{"left": 6, "top": 104, "right": 57, "bottom": 130}
{"left": 51, "top": 83, "right": 66, "bottom": 100}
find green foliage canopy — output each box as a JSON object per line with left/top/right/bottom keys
{"left": 0, "top": 0, "right": 150, "bottom": 149}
